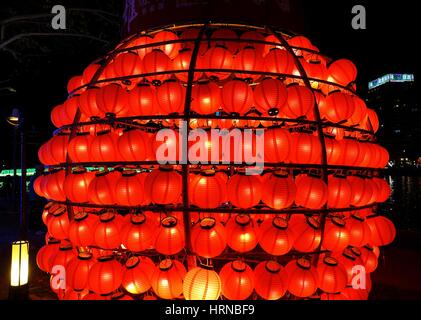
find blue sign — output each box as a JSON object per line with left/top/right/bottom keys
{"left": 369, "top": 73, "right": 414, "bottom": 90}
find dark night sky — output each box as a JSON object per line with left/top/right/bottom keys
{"left": 0, "top": 0, "right": 419, "bottom": 168}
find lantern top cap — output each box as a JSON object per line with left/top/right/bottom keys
{"left": 231, "top": 260, "right": 247, "bottom": 272}
{"left": 265, "top": 260, "right": 282, "bottom": 274}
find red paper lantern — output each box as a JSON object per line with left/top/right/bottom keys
{"left": 189, "top": 171, "right": 227, "bottom": 208}
{"left": 365, "top": 108, "right": 380, "bottom": 133}
{"left": 290, "top": 132, "right": 322, "bottom": 165}
{"left": 291, "top": 216, "right": 321, "bottom": 252}
{"left": 366, "top": 216, "right": 396, "bottom": 246}
{"left": 372, "top": 177, "right": 391, "bottom": 203}
{"left": 349, "top": 96, "right": 368, "bottom": 126}
{"left": 68, "top": 132, "right": 93, "bottom": 163}
{"left": 254, "top": 261, "right": 288, "bottom": 300}
{"left": 150, "top": 259, "right": 186, "bottom": 299}
{"left": 66, "top": 252, "right": 95, "bottom": 292}
{"left": 202, "top": 46, "right": 234, "bottom": 80}
{"left": 348, "top": 176, "right": 375, "bottom": 207}
{"left": 263, "top": 128, "right": 291, "bottom": 163}
{"left": 233, "top": 47, "right": 264, "bottom": 81}
{"left": 183, "top": 267, "right": 221, "bottom": 300}
{"left": 82, "top": 63, "right": 101, "bottom": 84}
{"left": 324, "top": 91, "right": 356, "bottom": 123}
{"left": 261, "top": 172, "right": 296, "bottom": 209}
{"left": 90, "top": 130, "right": 119, "bottom": 162}
{"left": 327, "top": 59, "right": 357, "bottom": 86}
{"left": 258, "top": 217, "right": 295, "bottom": 255}
{"left": 323, "top": 218, "right": 350, "bottom": 252}
{"left": 131, "top": 35, "right": 153, "bottom": 59}
{"left": 317, "top": 256, "right": 348, "bottom": 293}
{"left": 117, "top": 129, "right": 149, "bottom": 162}
{"left": 88, "top": 171, "right": 120, "bottom": 205}
{"left": 88, "top": 256, "right": 123, "bottom": 295}
{"left": 264, "top": 48, "right": 295, "bottom": 75}
{"left": 288, "top": 35, "right": 313, "bottom": 57}
{"left": 63, "top": 167, "right": 95, "bottom": 203}
{"left": 36, "top": 239, "right": 61, "bottom": 272}
{"left": 180, "top": 28, "right": 207, "bottom": 54}
{"left": 42, "top": 134, "right": 69, "bottom": 165}
{"left": 50, "top": 244, "right": 77, "bottom": 273}
{"left": 345, "top": 214, "right": 372, "bottom": 247}
{"left": 155, "top": 216, "right": 185, "bottom": 255}
{"left": 253, "top": 78, "right": 288, "bottom": 116}
{"left": 283, "top": 84, "right": 314, "bottom": 119}
{"left": 127, "top": 83, "right": 157, "bottom": 116}
{"left": 93, "top": 212, "right": 123, "bottom": 249}
{"left": 68, "top": 212, "right": 98, "bottom": 247}
{"left": 324, "top": 135, "right": 341, "bottom": 165}
{"left": 121, "top": 213, "right": 156, "bottom": 252}
{"left": 210, "top": 28, "right": 239, "bottom": 54}
{"left": 47, "top": 205, "right": 69, "bottom": 239}
{"left": 67, "top": 75, "right": 84, "bottom": 93}
{"left": 221, "top": 79, "right": 253, "bottom": 115}
{"left": 240, "top": 30, "right": 265, "bottom": 53}
{"left": 144, "top": 166, "right": 182, "bottom": 205}
{"left": 227, "top": 174, "right": 262, "bottom": 208}
{"left": 328, "top": 175, "right": 352, "bottom": 208}
{"left": 191, "top": 80, "right": 221, "bottom": 114}
{"left": 173, "top": 48, "right": 202, "bottom": 82}
{"left": 285, "top": 258, "right": 318, "bottom": 298}
{"left": 114, "top": 171, "right": 146, "bottom": 206}
{"left": 113, "top": 51, "right": 142, "bottom": 78}
{"left": 96, "top": 83, "right": 128, "bottom": 117}
{"left": 153, "top": 30, "right": 181, "bottom": 59}
{"left": 78, "top": 86, "right": 104, "bottom": 119}
{"left": 295, "top": 174, "right": 328, "bottom": 209}
{"left": 191, "top": 217, "right": 227, "bottom": 258}
{"left": 225, "top": 214, "right": 258, "bottom": 252}
{"left": 358, "top": 245, "right": 379, "bottom": 273}
{"left": 122, "top": 256, "right": 155, "bottom": 294}
{"left": 219, "top": 260, "right": 254, "bottom": 300}
{"left": 336, "top": 138, "right": 363, "bottom": 167}
{"left": 142, "top": 49, "right": 172, "bottom": 84}
{"left": 156, "top": 79, "right": 186, "bottom": 114}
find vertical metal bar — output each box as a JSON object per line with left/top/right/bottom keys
{"left": 266, "top": 27, "right": 329, "bottom": 266}
{"left": 181, "top": 22, "right": 209, "bottom": 258}
{"left": 19, "top": 118, "right": 28, "bottom": 240}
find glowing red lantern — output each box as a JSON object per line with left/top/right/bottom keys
{"left": 317, "top": 256, "right": 347, "bottom": 293}
{"left": 114, "top": 171, "right": 146, "bottom": 206}
{"left": 221, "top": 79, "right": 253, "bottom": 115}
{"left": 254, "top": 261, "right": 288, "bottom": 300}
{"left": 324, "top": 91, "right": 356, "bottom": 123}
{"left": 142, "top": 49, "right": 172, "bottom": 84}
{"left": 66, "top": 252, "right": 95, "bottom": 292}
{"left": 327, "top": 59, "right": 357, "bottom": 86}
{"left": 180, "top": 28, "right": 207, "bottom": 54}
{"left": 258, "top": 217, "right": 295, "bottom": 255}
{"left": 153, "top": 30, "right": 181, "bottom": 59}
{"left": 323, "top": 218, "right": 350, "bottom": 252}
{"left": 117, "top": 129, "right": 149, "bottom": 162}
{"left": 365, "top": 108, "right": 380, "bottom": 133}
{"left": 324, "top": 135, "right": 341, "bottom": 165}
{"left": 156, "top": 79, "right": 186, "bottom": 114}
{"left": 219, "top": 260, "right": 254, "bottom": 300}
{"left": 345, "top": 214, "right": 372, "bottom": 247}
{"left": 122, "top": 256, "right": 155, "bottom": 294}
{"left": 366, "top": 216, "right": 396, "bottom": 246}
{"left": 348, "top": 95, "right": 368, "bottom": 126}
{"left": 78, "top": 86, "right": 104, "bottom": 119}
{"left": 68, "top": 132, "right": 93, "bottom": 163}
{"left": 290, "top": 132, "right": 322, "bottom": 165}
{"left": 82, "top": 63, "right": 101, "bottom": 84}
{"left": 264, "top": 128, "right": 291, "bottom": 163}
{"left": 295, "top": 174, "right": 328, "bottom": 209}
{"left": 191, "top": 217, "right": 226, "bottom": 258}
{"left": 253, "top": 78, "right": 288, "bottom": 116}
{"left": 88, "top": 256, "right": 123, "bottom": 295}
{"left": 225, "top": 214, "right": 258, "bottom": 252}
{"left": 88, "top": 171, "right": 120, "bottom": 205}
{"left": 240, "top": 30, "right": 265, "bottom": 53}
{"left": 155, "top": 216, "right": 185, "bottom": 255}
{"left": 93, "top": 211, "right": 123, "bottom": 250}
{"left": 233, "top": 47, "right": 264, "bottom": 81}
{"left": 261, "top": 172, "right": 296, "bottom": 209}
{"left": 264, "top": 48, "right": 295, "bottom": 75}
{"left": 144, "top": 166, "right": 182, "bottom": 205}
{"left": 210, "top": 28, "right": 239, "bottom": 54}
{"left": 113, "top": 51, "right": 142, "bottom": 78}
{"left": 358, "top": 245, "right": 379, "bottom": 273}
{"left": 372, "top": 177, "right": 391, "bottom": 203}
{"left": 348, "top": 176, "right": 375, "bottom": 207}
{"left": 36, "top": 239, "right": 61, "bottom": 272}
{"left": 283, "top": 84, "right": 314, "bottom": 119}
{"left": 63, "top": 167, "right": 94, "bottom": 203}
{"left": 127, "top": 83, "right": 157, "bottom": 116}
{"left": 90, "top": 130, "right": 119, "bottom": 162}
{"left": 150, "top": 259, "right": 186, "bottom": 299}
{"left": 189, "top": 171, "right": 227, "bottom": 209}
{"left": 131, "top": 35, "right": 153, "bottom": 59}
{"left": 328, "top": 175, "right": 352, "bottom": 208}
{"left": 121, "top": 213, "right": 156, "bottom": 252}
{"left": 47, "top": 205, "right": 69, "bottom": 240}
{"left": 96, "top": 83, "right": 128, "bottom": 117}
{"left": 202, "top": 46, "right": 234, "bottom": 80}
{"left": 45, "top": 134, "right": 70, "bottom": 165}
{"left": 291, "top": 216, "right": 321, "bottom": 252}
{"left": 68, "top": 212, "right": 98, "bottom": 247}
{"left": 50, "top": 243, "right": 77, "bottom": 273}
{"left": 173, "top": 48, "right": 202, "bottom": 82}
{"left": 288, "top": 35, "right": 313, "bottom": 57}
{"left": 227, "top": 174, "right": 262, "bottom": 208}
{"left": 183, "top": 267, "right": 221, "bottom": 300}
{"left": 336, "top": 138, "right": 363, "bottom": 167}
{"left": 67, "top": 75, "right": 83, "bottom": 93}
{"left": 191, "top": 80, "right": 221, "bottom": 114}
{"left": 285, "top": 258, "right": 318, "bottom": 298}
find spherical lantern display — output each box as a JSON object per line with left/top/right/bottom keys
{"left": 88, "top": 256, "right": 123, "bottom": 295}
{"left": 183, "top": 267, "right": 221, "bottom": 300}
{"left": 219, "top": 260, "right": 254, "bottom": 300}
{"left": 225, "top": 214, "right": 258, "bottom": 252}
{"left": 36, "top": 23, "right": 393, "bottom": 301}
{"left": 285, "top": 258, "right": 318, "bottom": 298}
{"left": 191, "top": 217, "right": 227, "bottom": 258}
{"left": 151, "top": 259, "right": 186, "bottom": 300}
{"left": 122, "top": 256, "right": 155, "bottom": 295}
{"left": 258, "top": 217, "right": 295, "bottom": 255}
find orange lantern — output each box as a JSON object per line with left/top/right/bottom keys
{"left": 253, "top": 78, "right": 288, "bottom": 116}
{"left": 254, "top": 261, "right": 288, "bottom": 300}
{"left": 155, "top": 216, "right": 185, "bottom": 255}
{"left": 183, "top": 267, "right": 221, "bottom": 300}
{"left": 121, "top": 213, "right": 156, "bottom": 252}
{"left": 191, "top": 80, "right": 221, "bottom": 115}
{"left": 261, "top": 172, "right": 296, "bottom": 209}
{"left": 258, "top": 217, "right": 295, "bottom": 256}
{"left": 221, "top": 79, "right": 253, "bottom": 115}
{"left": 144, "top": 166, "right": 182, "bottom": 205}
{"left": 93, "top": 211, "right": 123, "bottom": 249}
{"left": 225, "top": 214, "right": 258, "bottom": 252}
{"left": 191, "top": 217, "right": 227, "bottom": 258}
{"left": 68, "top": 212, "right": 98, "bottom": 247}
{"left": 122, "top": 256, "right": 155, "bottom": 295}
{"left": 88, "top": 256, "right": 123, "bottom": 295}
{"left": 219, "top": 260, "right": 254, "bottom": 300}
{"left": 150, "top": 259, "right": 186, "bottom": 299}
{"left": 156, "top": 79, "right": 186, "bottom": 114}
{"left": 317, "top": 256, "right": 348, "bottom": 293}
{"left": 285, "top": 258, "right": 318, "bottom": 298}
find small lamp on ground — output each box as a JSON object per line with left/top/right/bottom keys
{"left": 9, "top": 240, "right": 29, "bottom": 299}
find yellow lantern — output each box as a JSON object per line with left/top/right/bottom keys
{"left": 10, "top": 240, "right": 29, "bottom": 287}
{"left": 183, "top": 266, "right": 221, "bottom": 300}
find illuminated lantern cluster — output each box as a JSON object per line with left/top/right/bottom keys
{"left": 36, "top": 23, "right": 394, "bottom": 300}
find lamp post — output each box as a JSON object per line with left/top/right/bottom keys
{"left": 7, "top": 108, "right": 30, "bottom": 299}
